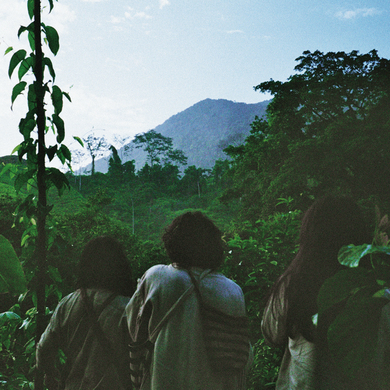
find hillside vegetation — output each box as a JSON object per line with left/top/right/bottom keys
{"left": 2, "top": 50, "right": 390, "bottom": 389}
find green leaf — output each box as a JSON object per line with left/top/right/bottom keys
{"left": 46, "top": 167, "right": 70, "bottom": 195}
{"left": 44, "top": 57, "right": 56, "bottom": 81}
{"left": 17, "top": 140, "right": 36, "bottom": 162}
{"left": 14, "top": 169, "right": 35, "bottom": 193}
{"left": 48, "top": 265, "right": 62, "bottom": 284}
{"left": 317, "top": 268, "right": 371, "bottom": 316}
{"left": 327, "top": 289, "right": 386, "bottom": 378}
{"left": 11, "top": 144, "right": 22, "bottom": 155}
{"left": 0, "top": 312, "right": 22, "bottom": 326}
{"left": 56, "top": 149, "right": 65, "bottom": 164}
{"left": 28, "top": 31, "right": 35, "bottom": 51}
{"left": 19, "top": 117, "right": 36, "bottom": 139}
{"left": 19, "top": 111, "right": 36, "bottom": 139}
{"left": 9, "top": 49, "right": 26, "bottom": 78}
{"left": 17, "top": 22, "right": 34, "bottom": 38}
{"left": 0, "top": 235, "right": 27, "bottom": 295}
{"left": 27, "top": 0, "right": 34, "bottom": 19}
{"left": 73, "top": 136, "right": 84, "bottom": 147}
{"left": 51, "top": 85, "right": 63, "bottom": 115}
{"left": 43, "top": 25, "right": 60, "bottom": 55}
{"left": 59, "top": 144, "right": 72, "bottom": 162}
{"left": 4, "top": 46, "right": 13, "bottom": 55}
{"left": 52, "top": 114, "right": 65, "bottom": 143}
{"left": 63, "top": 91, "right": 71, "bottom": 102}
{"left": 18, "top": 57, "right": 33, "bottom": 81}
{"left": 57, "top": 149, "right": 72, "bottom": 168}
{"left": 338, "top": 244, "right": 390, "bottom": 267}
{"left": 46, "top": 145, "right": 58, "bottom": 161}
{"left": 21, "top": 233, "right": 30, "bottom": 247}
{"left": 0, "top": 163, "right": 13, "bottom": 178}
{"left": 11, "top": 81, "right": 27, "bottom": 106}
{"left": 48, "top": 0, "right": 55, "bottom": 13}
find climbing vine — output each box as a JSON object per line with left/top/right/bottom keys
{"left": 4, "top": 1, "right": 79, "bottom": 388}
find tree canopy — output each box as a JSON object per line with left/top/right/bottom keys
{"left": 224, "top": 50, "right": 390, "bottom": 219}
{"left": 133, "top": 129, "right": 188, "bottom": 167}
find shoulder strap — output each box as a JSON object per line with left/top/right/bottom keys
{"left": 149, "top": 268, "right": 212, "bottom": 340}
{"left": 149, "top": 281, "right": 195, "bottom": 341}
{"left": 187, "top": 268, "right": 212, "bottom": 301}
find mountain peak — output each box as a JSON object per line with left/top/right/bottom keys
{"left": 90, "top": 98, "right": 269, "bottom": 173}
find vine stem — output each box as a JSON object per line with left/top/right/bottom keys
{"left": 33, "top": 0, "right": 47, "bottom": 389}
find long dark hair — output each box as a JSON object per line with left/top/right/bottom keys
{"left": 162, "top": 211, "right": 224, "bottom": 269}
{"left": 266, "top": 196, "right": 370, "bottom": 342}
{"left": 76, "top": 236, "right": 135, "bottom": 297}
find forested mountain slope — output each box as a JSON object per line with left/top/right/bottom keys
{"left": 93, "top": 98, "right": 268, "bottom": 172}
{"left": 152, "top": 98, "right": 269, "bottom": 168}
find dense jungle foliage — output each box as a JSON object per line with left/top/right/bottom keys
{"left": 1, "top": 18, "right": 390, "bottom": 389}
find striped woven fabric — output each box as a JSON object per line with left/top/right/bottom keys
{"left": 128, "top": 340, "right": 154, "bottom": 389}
{"left": 200, "top": 302, "right": 250, "bottom": 373}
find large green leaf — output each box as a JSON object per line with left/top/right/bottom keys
{"left": 338, "top": 244, "right": 390, "bottom": 267}
{"left": 0, "top": 235, "right": 27, "bottom": 295}
{"left": 8, "top": 49, "right": 26, "bottom": 78}
{"left": 51, "top": 85, "right": 63, "bottom": 115}
{"left": 317, "top": 268, "right": 371, "bottom": 316}
{"left": 327, "top": 288, "right": 386, "bottom": 378}
{"left": 43, "top": 25, "right": 60, "bottom": 55}
{"left": 18, "top": 56, "right": 33, "bottom": 81}
{"left": 46, "top": 145, "right": 58, "bottom": 161}
{"left": 27, "top": 0, "right": 34, "bottom": 20}
{"left": 53, "top": 114, "right": 65, "bottom": 143}
{"left": 19, "top": 117, "right": 36, "bottom": 139}
{"left": 14, "top": 169, "right": 35, "bottom": 193}
{"left": 17, "top": 22, "right": 34, "bottom": 38}
{"left": 11, "top": 81, "right": 27, "bottom": 106}
{"left": 59, "top": 144, "right": 72, "bottom": 163}
{"left": 44, "top": 57, "right": 56, "bottom": 81}
{"left": 28, "top": 31, "right": 35, "bottom": 51}
{"left": 46, "top": 167, "right": 70, "bottom": 195}
{"left": 0, "top": 311, "right": 22, "bottom": 326}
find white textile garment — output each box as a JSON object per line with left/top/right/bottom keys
{"left": 125, "top": 264, "right": 252, "bottom": 390}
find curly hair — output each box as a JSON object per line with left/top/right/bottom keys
{"left": 162, "top": 211, "right": 224, "bottom": 269}
{"left": 76, "top": 236, "right": 135, "bottom": 297}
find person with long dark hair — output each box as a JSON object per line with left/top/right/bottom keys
{"left": 125, "top": 211, "right": 252, "bottom": 390}
{"left": 261, "top": 196, "right": 371, "bottom": 389}
{"left": 36, "top": 236, "right": 134, "bottom": 390}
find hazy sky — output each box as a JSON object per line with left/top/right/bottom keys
{"left": 1, "top": 0, "right": 389, "bottom": 161}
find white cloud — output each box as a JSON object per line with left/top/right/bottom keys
{"left": 226, "top": 30, "right": 244, "bottom": 34}
{"left": 125, "top": 9, "right": 153, "bottom": 20}
{"left": 134, "top": 12, "right": 153, "bottom": 20}
{"left": 335, "top": 8, "right": 381, "bottom": 20}
{"left": 45, "top": 3, "right": 76, "bottom": 35}
{"left": 159, "top": 0, "right": 170, "bottom": 9}
{"left": 110, "top": 15, "right": 124, "bottom": 24}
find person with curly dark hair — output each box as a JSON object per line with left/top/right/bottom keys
{"left": 125, "top": 211, "right": 251, "bottom": 390}
{"left": 36, "top": 236, "right": 134, "bottom": 390}
{"left": 261, "top": 196, "right": 372, "bottom": 389}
